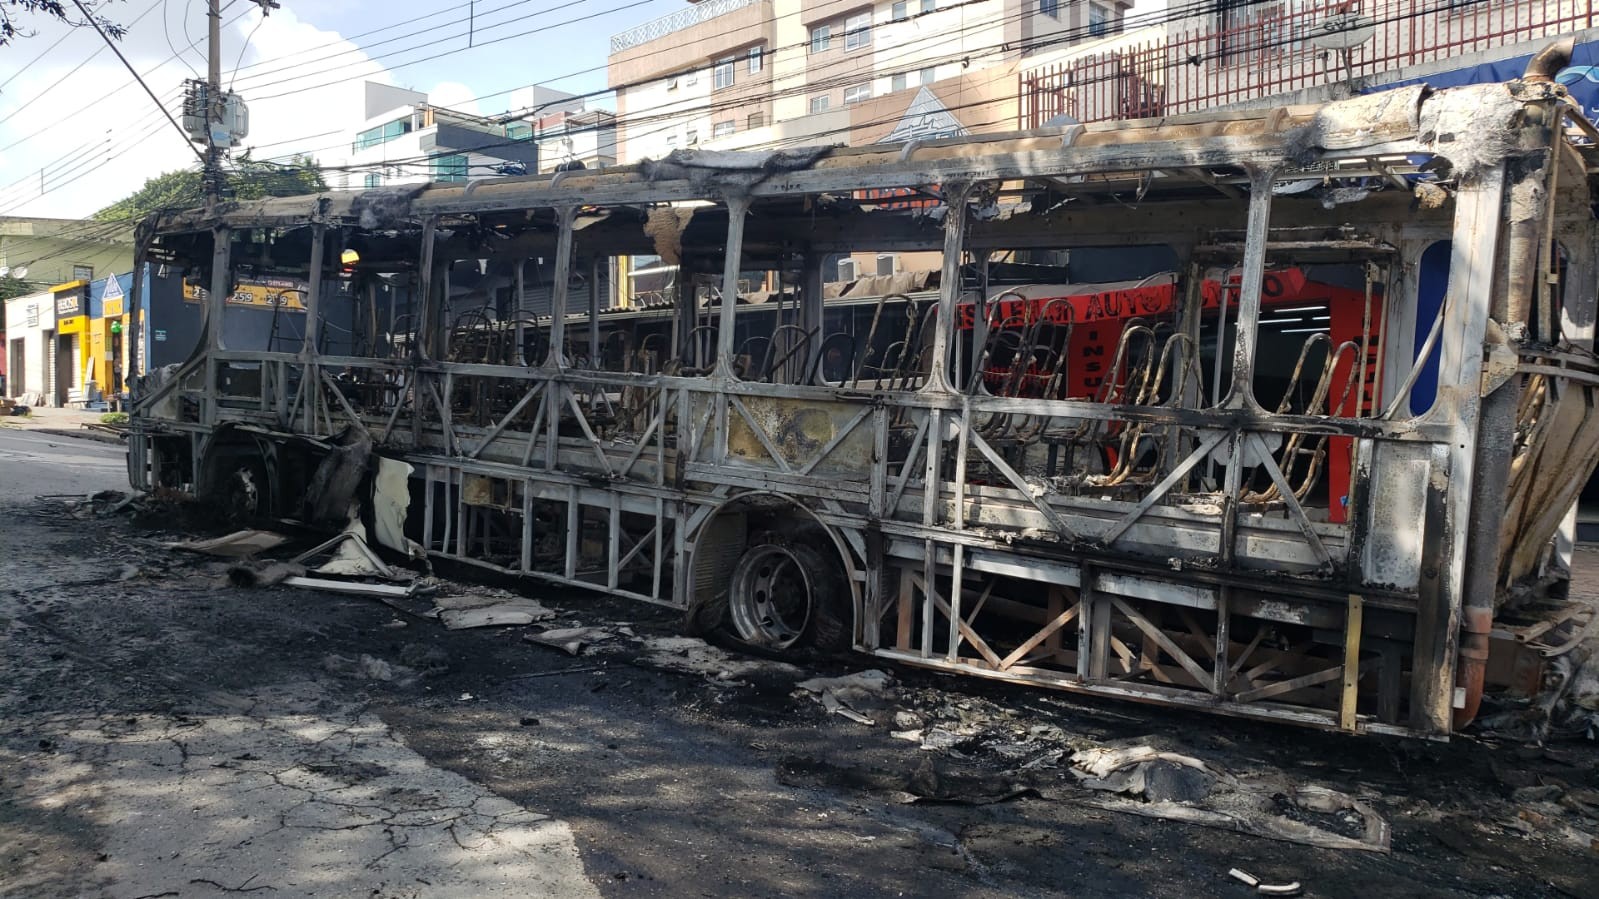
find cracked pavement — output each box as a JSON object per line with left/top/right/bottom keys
{"left": 0, "top": 430, "right": 595, "bottom": 899}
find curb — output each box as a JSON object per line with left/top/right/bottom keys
{"left": 3, "top": 425, "right": 127, "bottom": 446}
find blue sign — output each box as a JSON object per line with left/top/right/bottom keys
{"left": 1377, "top": 41, "right": 1599, "bottom": 125}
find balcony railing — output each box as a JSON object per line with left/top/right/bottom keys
{"left": 610, "top": 0, "right": 761, "bottom": 53}
{"left": 1021, "top": 0, "right": 1599, "bottom": 129}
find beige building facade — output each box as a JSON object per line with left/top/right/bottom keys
{"left": 607, "top": 0, "right": 1131, "bottom": 162}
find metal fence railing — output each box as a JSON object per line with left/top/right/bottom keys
{"left": 1021, "top": 0, "right": 1598, "bottom": 128}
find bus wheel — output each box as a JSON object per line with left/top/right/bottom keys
{"left": 220, "top": 458, "right": 270, "bottom": 520}
{"left": 726, "top": 539, "right": 844, "bottom": 651}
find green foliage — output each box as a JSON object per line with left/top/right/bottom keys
{"left": 92, "top": 168, "right": 202, "bottom": 222}
{"left": 99, "top": 411, "right": 129, "bottom": 425}
{"left": 93, "top": 153, "right": 328, "bottom": 222}
{"left": 0, "top": 1, "right": 124, "bottom": 48}
{"left": 0, "top": 273, "right": 31, "bottom": 301}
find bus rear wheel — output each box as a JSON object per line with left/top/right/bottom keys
{"left": 726, "top": 539, "right": 846, "bottom": 651}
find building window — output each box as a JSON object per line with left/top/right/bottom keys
{"left": 1039, "top": 0, "right": 1058, "bottom": 19}
{"left": 364, "top": 173, "right": 382, "bottom": 188}
{"left": 686, "top": 67, "right": 698, "bottom": 87}
{"left": 891, "top": 1, "right": 907, "bottom": 21}
{"left": 714, "top": 57, "right": 735, "bottom": 89}
{"left": 686, "top": 128, "right": 698, "bottom": 145}
{"left": 844, "top": 13, "right": 871, "bottom": 50}
{"left": 666, "top": 134, "right": 678, "bottom": 149}
{"left": 504, "top": 122, "right": 532, "bottom": 141}
{"left": 747, "top": 111, "right": 765, "bottom": 130}
{"left": 891, "top": 73, "right": 907, "bottom": 92}
{"left": 810, "top": 94, "right": 830, "bottom": 113}
{"left": 922, "top": 0, "right": 935, "bottom": 12}
{"left": 748, "top": 45, "right": 763, "bottom": 73}
{"left": 667, "top": 75, "right": 679, "bottom": 89}
{"left": 712, "top": 120, "right": 735, "bottom": 138}
{"left": 71, "top": 264, "right": 93, "bottom": 281}
{"left": 353, "top": 117, "right": 412, "bottom": 152}
{"left": 810, "top": 25, "right": 831, "bottom": 53}
{"left": 844, "top": 84, "right": 871, "bottom": 105}
{"left": 431, "top": 154, "right": 468, "bottom": 183}
{"left": 1089, "top": 2, "right": 1111, "bottom": 37}
{"left": 920, "top": 66, "right": 936, "bottom": 85}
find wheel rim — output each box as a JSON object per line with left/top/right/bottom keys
{"left": 729, "top": 545, "right": 814, "bottom": 649}
{"left": 222, "top": 465, "right": 262, "bottom": 519}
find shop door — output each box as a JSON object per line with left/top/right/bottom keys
{"left": 43, "top": 330, "right": 56, "bottom": 406}
{"left": 6, "top": 338, "right": 22, "bottom": 395}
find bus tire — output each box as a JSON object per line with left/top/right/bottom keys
{"left": 725, "top": 537, "right": 848, "bottom": 652}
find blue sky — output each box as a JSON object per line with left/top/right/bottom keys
{"left": 0, "top": 0, "right": 1163, "bottom": 218}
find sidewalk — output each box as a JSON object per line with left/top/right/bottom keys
{"left": 0, "top": 405, "right": 125, "bottom": 444}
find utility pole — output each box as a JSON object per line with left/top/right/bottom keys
{"left": 204, "top": 0, "right": 222, "bottom": 209}
{"left": 199, "top": 0, "right": 279, "bottom": 208}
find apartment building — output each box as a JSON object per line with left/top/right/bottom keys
{"left": 607, "top": 0, "right": 1132, "bottom": 162}
{"left": 534, "top": 108, "right": 620, "bottom": 174}
{"left": 1020, "top": 0, "right": 1599, "bottom": 129}
{"left": 325, "top": 83, "right": 582, "bottom": 189}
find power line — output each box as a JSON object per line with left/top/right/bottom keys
{"left": 355, "top": 0, "right": 1494, "bottom": 176}
{"left": 249, "top": 0, "right": 1209, "bottom": 170}
{"left": 0, "top": 4, "right": 248, "bottom": 156}
{"left": 164, "top": 0, "right": 203, "bottom": 78}
{"left": 244, "top": 0, "right": 663, "bottom": 102}
{"left": 0, "top": 0, "right": 165, "bottom": 127}
{"left": 245, "top": 0, "right": 1031, "bottom": 172}
{"left": 69, "top": 0, "right": 206, "bottom": 164}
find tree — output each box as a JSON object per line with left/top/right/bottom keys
{"left": 1, "top": 1, "right": 124, "bottom": 48}
{"left": 0, "top": 274, "right": 31, "bottom": 301}
{"left": 93, "top": 154, "right": 328, "bottom": 221}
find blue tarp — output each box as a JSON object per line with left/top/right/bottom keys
{"left": 1377, "top": 41, "right": 1599, "bottom": 124}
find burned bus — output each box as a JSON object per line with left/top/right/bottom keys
{"left": 128, "top": 60, "right": 1599, "bottom": 737}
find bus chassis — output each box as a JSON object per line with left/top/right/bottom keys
{"left": 129, "top": 64, "right": 1599, "bottom": 738}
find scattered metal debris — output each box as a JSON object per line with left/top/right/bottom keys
{"left": 637, "top": 636, "right": 802, "bottom": 681}
{"left": 293, "top": 522, "right": 405, "bottom": 581}
{"left": 1070, "top": 744, "right": 1391, "bottom": 853}
{"left": 167, "top": 529, "right": 289, "bottom": 558}
{"left": 1229, "top": 868, "right": 1304, "bottom": 897}
{"left": 794, "top": 670, "right": 894, "bottom": 725}
{"left": 433, "top": 594, "right": 556, "bottom": 630}
{"left": 525, "top": 627, "right": 619, "bottom": 656}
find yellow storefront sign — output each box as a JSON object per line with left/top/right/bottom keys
{"left": 184, "top": 278, "right": 308, "bottom": 310}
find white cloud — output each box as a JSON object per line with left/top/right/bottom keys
{"left": 0, "top": 5, "right": 400, "bottom": 218}
{"left": 0, "top": 5, "right": 528, "bottom": 219}
{"left": 426, "top": 81, "right": 481, "bottom": 116}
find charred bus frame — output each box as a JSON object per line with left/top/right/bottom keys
{"left": 128, "top": 64, "right": 1599, "bottom": 737}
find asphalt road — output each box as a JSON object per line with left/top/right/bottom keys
{"left": 0, "top": 428, "right": 128, "bottom": 498}
{"left": 2, "top": 429, "right": 1598, "bottom": 898}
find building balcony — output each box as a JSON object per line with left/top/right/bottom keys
{"left": 1019, "top": 0, "right": 1599, "bottom": 129}
{"left": 609, "top": 0, "right": 773, "bottom": 87}
{"left": 610, "top": 0, "right": 761, "bottom": 52}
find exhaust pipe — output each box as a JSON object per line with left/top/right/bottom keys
{"left": 1524, "top": 37, "right": 1574, "bottom": 82}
